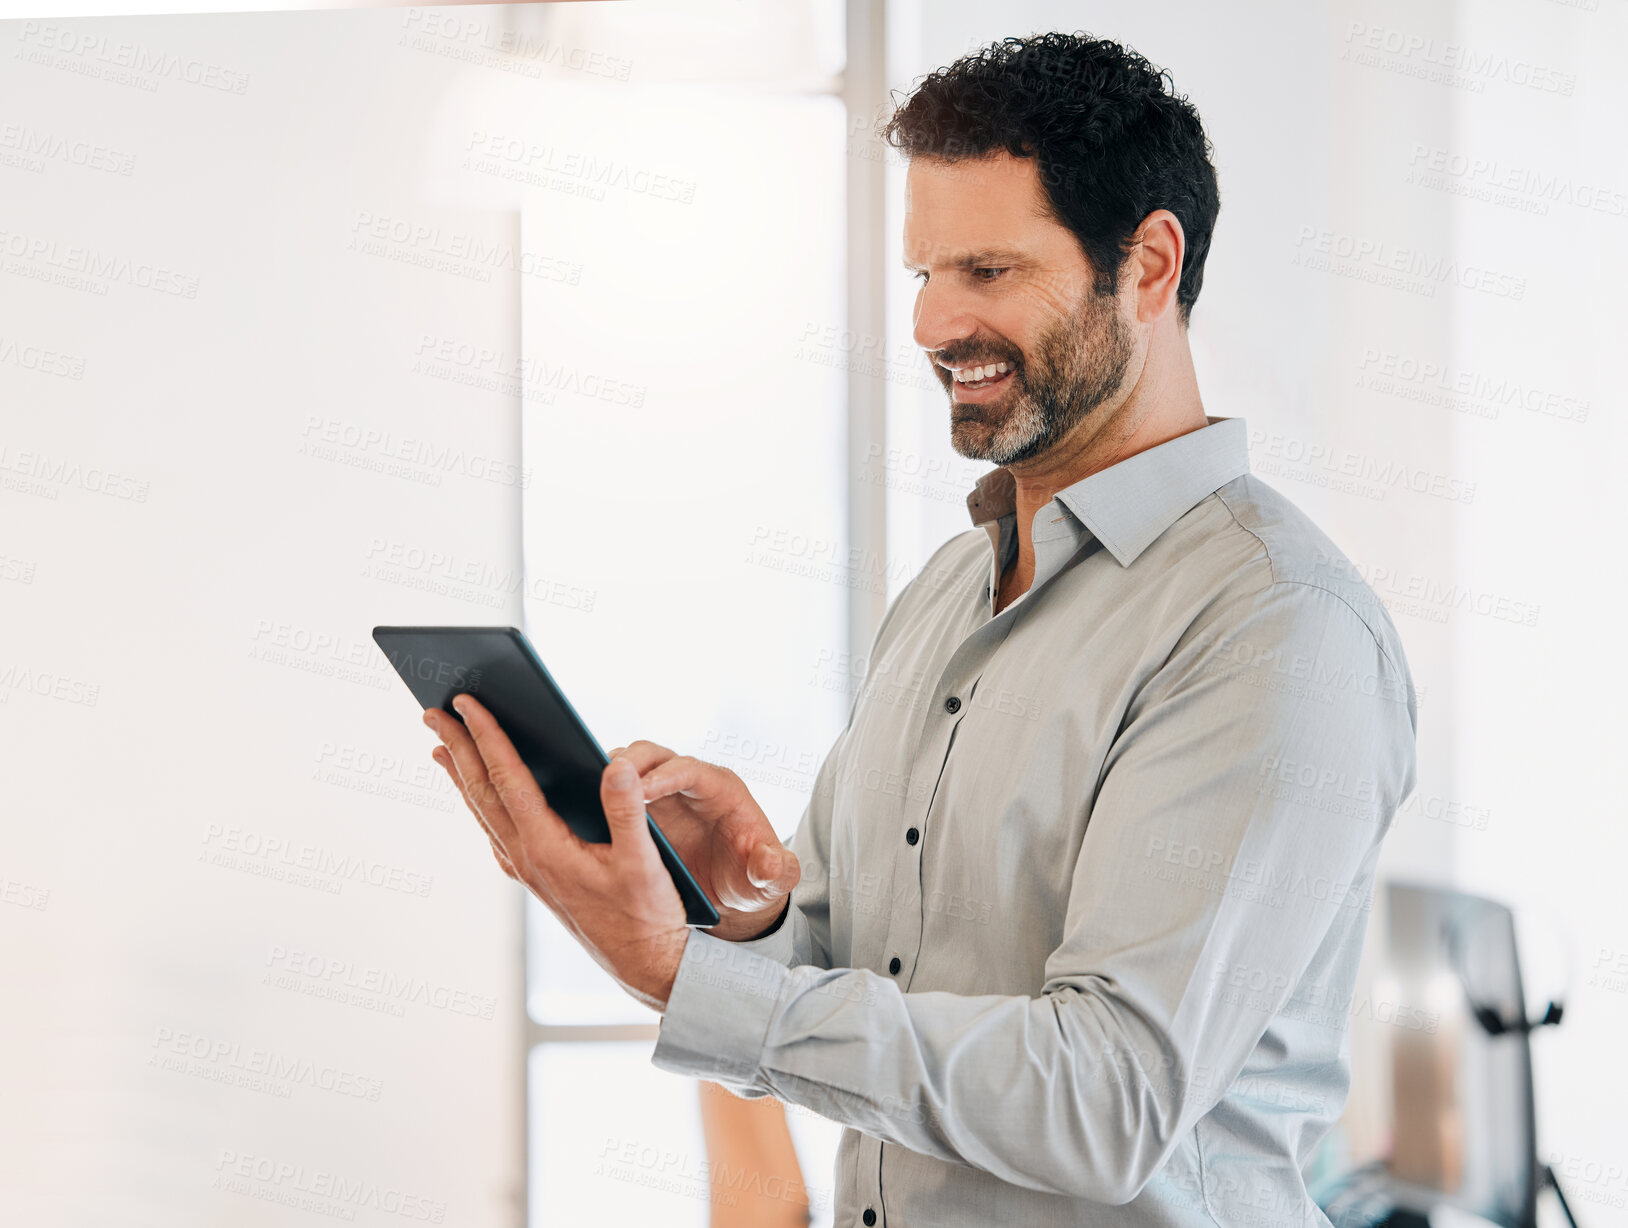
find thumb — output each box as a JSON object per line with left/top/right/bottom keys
{"left": 746, "top": 841, "right": 801, "bottom": 896}
{"left": 602, "top": 756, "right": 656, "bottom": 850}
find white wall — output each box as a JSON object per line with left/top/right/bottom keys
{"left": 0, "top": 8, "right": 527, "bottom": 1223}
{"left": 1447, "top": 0, "right": 1628, "bottom": 1218}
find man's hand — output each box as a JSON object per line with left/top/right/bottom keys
{"left": 425, "top": 696, "right": 690, "bottom": 1012}
{"left": 605, "top": 740, "right": 801, "bottom": 944}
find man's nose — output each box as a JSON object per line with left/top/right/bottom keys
{"left": 911, "top": 281, "right": 979, "bottom": 357}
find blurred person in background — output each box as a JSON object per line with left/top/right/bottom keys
{"left": 698, "top": 1080, "right": 811, "bottom": 1227}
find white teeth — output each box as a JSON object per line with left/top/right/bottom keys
{"left": 951, "top": 361, "right": 1011, "bottom": 384}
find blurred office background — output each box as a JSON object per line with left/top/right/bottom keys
{"left": 1, "top": 1, "right": 1622, "bottom": 1224}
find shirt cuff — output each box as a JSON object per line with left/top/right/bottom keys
{"left": 717, "top": 898, "right": 798, "bottom": 968}
{"left": 652, "top": 929, "right": 791, "bottom": 1084}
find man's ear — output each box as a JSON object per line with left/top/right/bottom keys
{"left": 1129, "top": 210, "right": 1185, "bottom": 325}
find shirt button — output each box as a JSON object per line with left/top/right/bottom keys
{"left": 905, "top": 827, "right": 919, "bottom": 846}
{"left": 888, "top": 956, "right": 901, "bottom": 975}
{"left": 863, "top": 1211, "right": 877, "bottom": 1226}
{"left": 944, "top": 696, "right": 960, "bottom": 714}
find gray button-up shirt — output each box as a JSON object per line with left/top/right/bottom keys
{"left": 652, "top": 416, "right": 1418, "bottom": 1227}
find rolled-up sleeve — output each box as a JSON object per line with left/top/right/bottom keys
{"left": 654, "top": 579, "right": 1417, "bottom": 1204}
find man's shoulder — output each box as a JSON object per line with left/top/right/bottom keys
{"left": 893, "top": 475, "right": 1413, "bottom": 684}
{"left": 1200, "top": 473, "right": 1412, "bottom": 681}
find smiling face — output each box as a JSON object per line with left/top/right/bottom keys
{"left": 904, "top": 152, "right": 1137, "bottom": 467}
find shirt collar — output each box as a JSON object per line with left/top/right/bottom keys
{"left": 964, "top": 416, "right": 1251, "bottom": 567}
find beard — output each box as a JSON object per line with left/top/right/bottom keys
{"left": 941, "top": 283, "right": 1134, "bottom": 466}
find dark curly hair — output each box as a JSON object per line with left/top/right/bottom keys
{"left": 880, "top": 32, "right": 1220, "bottom": 328}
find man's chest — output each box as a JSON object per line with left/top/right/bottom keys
{"left": 817, "top": 554, "right": 1171, "bottom": 986}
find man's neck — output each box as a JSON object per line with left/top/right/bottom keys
{"left": 995, "top": 352, "right": 1208, "bottom": 611}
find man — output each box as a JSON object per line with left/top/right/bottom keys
{"left": 425, "top": 32, "right": 1418, "bottom": 1227}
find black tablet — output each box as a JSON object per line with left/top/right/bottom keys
{"left": 372, "top": 624, "right": 721, "bottom": 928}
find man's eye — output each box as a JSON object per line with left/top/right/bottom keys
{"left": 909, "top": 269, "right": 928, "bottom": 283}
{"left": 972, "top": 267, "right": 1007, "bottom": 282}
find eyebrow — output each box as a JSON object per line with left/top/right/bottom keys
{"left": 901, "top": 247, "right": 1031, "bottom": 272}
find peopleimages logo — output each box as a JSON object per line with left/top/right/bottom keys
{"left": 463, "top": 131, "right": 696, "bottom": 203}
{"left": 264, "top": 945, "right": 496, "bottom": 1019}
{"left": 1249, "top": 429, "right": 1477, "bottom": 504}
{"left": 15, "top": 22, "right": 252, "bottom": 94}
{"left": 1340, "top": 22, "right": 1577, "bottom": 96}
{"left": 298, "top": 414, "right": 532, "bottom": 489}
{"left": 0, "top": 661, "right": 101, "bottom": 706}
{"left": 0, "top": 446, "right": 150, "bottom": 502}
{"left": 1291, "top": 225, "right": 1526, "bottom": 300}
{"left": 0, "top": 334, "right": 86, "bottom": 379}
{"left": 201, "top": 825, "right": 434, "bottom": 898}
{"left": 213, "top": 1148, "right": 445, "bottom": 1221}
{"left": 1308, "top": 548, "right": 1541, "bottom": 628}
{"left": 0, "top": 123, "right": 136, "bottom": 175}
{"left": 1357, "top": 347, "right": 1589, "bottom": 424}
{"left": 0, "top": 226, "right": 201, "bottom": 298}
{"left": 382, "top": 649, "right": 482, "bottom": 691}
{"left": 349, "top": 210, "right": 583, "bottom": 283}
{"left": 151, "top": 1026, "right": 384, "bottom": 1101}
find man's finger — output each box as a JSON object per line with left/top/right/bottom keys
{"left": 490, "top": 837, "right": 520, "bottom": 880}
{"left": 433, "top": 743, "right": 571, "bottom": 912}
{"left": 432, "top": 742, "right": 493, "bottom": 830}
{"left": 601, "top": 756, "right": 662, "bottom": 865}
{"left": 639, "top": 754, "right": 724, "bottom": 803}
{"left": 432, "top": 743, "right": 520, "bottom": 864}
{"left": 613, "top": 740, "right": 680, "bottom": 775}
{"left": 448, "top": 695, "right": 574, "bottom": 860}
{"left": 429, "top": 709, "right": 523, "bottom": 854}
